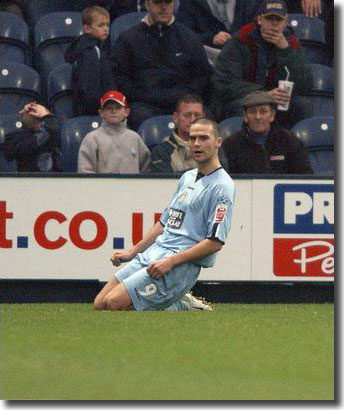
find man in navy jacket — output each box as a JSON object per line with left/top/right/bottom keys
{"left": 176, "top": 0, "right": 262, "bottom": 49}
{"left": 112, "top": 0, "right": 213, "bottom": 130}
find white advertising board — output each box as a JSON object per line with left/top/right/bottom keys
{"left": 0, "top": 176, "right": 334, "bottom": 282}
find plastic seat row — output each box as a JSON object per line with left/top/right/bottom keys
{"left": 0, "top": 10, "right": 332, "bottom": 76}
{"left": 23, "top": 0, "right": 179, "bottom": 28}
{"left": 0, "top": 59, "right": 334, "bottom": 126}
{"left": 0, "top": 114, "right": 334, "bottom": 175}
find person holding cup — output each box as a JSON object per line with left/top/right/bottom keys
{"left": 211, "top": 0, "right": 313, "bottom": 127}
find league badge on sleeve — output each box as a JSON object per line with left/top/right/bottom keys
{"left": 215, "top": 203, "right": 227, "bottom": 223}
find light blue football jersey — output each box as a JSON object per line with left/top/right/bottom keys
{"left": 156, "top": 167, "right": 235, "bottom": 267}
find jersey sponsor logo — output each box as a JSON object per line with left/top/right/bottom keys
{"left": 215, "top": 203, "right": 227, "bottom": 223}
{"left": 273, "top": 184, "right": 334, "bottom": 277}
{"left": 167, "top": 208, "right": 185, "bottom": 229}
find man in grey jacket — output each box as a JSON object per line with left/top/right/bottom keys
{"left": 150, "top": 94, "right": 204, "bottom": 174}
{"left": 78, "top": 90, "right": 151, "bottom": 173}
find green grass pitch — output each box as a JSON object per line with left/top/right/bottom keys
{"left": 1, "top": 303, "right": 333, "bottom": 400}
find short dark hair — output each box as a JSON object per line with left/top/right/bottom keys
{"left": 82, "top": 6, "right": 110, "bottom": 26}
{"left": 175, "top": 94, "right": 204, "bottom": 113}
{"left": 190, "top": 118, "right": 222, "bottom": 139}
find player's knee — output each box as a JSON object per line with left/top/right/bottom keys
{"left": 93, "top": 294, "right": 106, "bottom": 310}
{"left": 103, "top": 294, "right": 122, "bottom": 311}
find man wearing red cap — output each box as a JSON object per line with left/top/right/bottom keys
{"left": 78, "top": 90, "right": 150, "bottom": 173}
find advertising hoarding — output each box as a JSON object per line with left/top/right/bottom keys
{"left": 0, "top": 176, "right": 334, "bottom": 282}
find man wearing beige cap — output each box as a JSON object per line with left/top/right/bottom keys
{"left": 222, "top": 90, "right": 313, "bottom": 174}
{"left": 78, "top": 90, "right": 150, "bottom": 173}
{"left": 212, "top": 0, "right": 312, "bottom": 126}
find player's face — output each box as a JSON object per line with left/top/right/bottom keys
{"left": 244, "top": 104, "right": 276, "bottom": 134}
{"left": 257, "top": 14, "right": 287, "bottom": 36}
{"left": 100, "top": 102, "right": 129, "bottom": 124}
{"left": 173, "top": 102, "right": 204, "bottom": 140}
{"left": 146, "top": 0, "right": 174, "bottom": 25}
{"left": 189, "top": 123, "right": 222, "bottom": 164}
{"left": 83, "top": 13, "right": 110, "bottom": 41}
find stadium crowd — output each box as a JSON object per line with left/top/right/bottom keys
{"left": 0, "top": 0, "right": 334, "bottom": 175}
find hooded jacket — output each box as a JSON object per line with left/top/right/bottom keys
{"left": 65, "top": 34, "right": 115, "bottom": 116}
{"left": 78, "top": 119, "right": 151, "bottom": 173}
{"left": 212, "top": 22, "right": 313, "bottom": 102}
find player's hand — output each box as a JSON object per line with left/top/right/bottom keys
{"left": 147, "top": 258, "right": 174, "bottom": 279}
{"left": 110, "top": 250, "right": 135, "bottom": 266}
{"left": 268, "top": 88, "right": 290, "bottom": 105}
{"left": 212, "top": 31, "right": 231, "bottom": 46}
{"left": 261, "top": 28, "right": 289, "bottom": 49}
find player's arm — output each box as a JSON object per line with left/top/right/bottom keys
{"left": 147, "top": 238, "right": 223, "bottom": 279}
{"left": 110, "top": 221, "right": 164, "bottom": 266}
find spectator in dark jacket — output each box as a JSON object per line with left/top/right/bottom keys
{"left": 64, "top": 6, "right": 115, "bottom": 116}
{"left": 176, "top": 0, "right": 263, "bottom": 65}
{"left": 4, "top": 102, "right": 62, "bottom": 172}
{"left": 112, "top": 0, "right": 213, "bottom": 131}
{"left": 222, "top": 90, "right": 313, "bottom": 174}
{"left": 176, "top": 0, "right": 262, "bottom": 48}
{"left": 212, "top": 0, "right": 313, "bottom": 125}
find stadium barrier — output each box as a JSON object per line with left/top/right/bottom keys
{"left": 0, "top": 174, "right": 333, "bottom": 282}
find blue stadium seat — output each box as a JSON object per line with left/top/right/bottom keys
{"left": 0, "top": 12, "right": 31, "bottom": 65}
{"left": 0, "top": 114, "right": 23, "bottom": 171}
{"left": 291, "top": 64, "right": 334, "bottom": 125}
{"left": 110, "top": 11, "right": 146, "bottom": 46}
{"left": 218, "top": 117, "right": 244, "bottom": 170}
{"left": 292, "top": 116, "right": 334, "bottom": 175}
{"left": 288, "top": 14, "right": 331, "bottom": 65}
{"left": 288, "top": 14, "right": 325, "bottom": 43}
{"left": 0, "top": 62, "right": 43, "bottom": 116}
{"left": 26, "top": 0, "right": 72, "bottom": 28}
{"left": 34, "top": 12, "right": 82, "bottom": 94}
{"left": 61, "top": 116, "right": 101, "bottom": 172}
{"left": 307, "top": 63, "right": 334, "bottom": 96}
{"left": 219, "top": 117, "right": 244, "bottom": 141}
{"left": 137, "top": 115, "right": 174, "bottom": 150}
{"left": 47, "top": 63, "right": 74, "bottom": 124}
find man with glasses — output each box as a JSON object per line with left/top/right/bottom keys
{"left": 222, "top": 90, "right": 313, "bottom": 174}
{"left": 78, "top": 90, "right": 150, "bottom": 173}
{"left": 112, "top": 0, "right": 213, "bottom": 131}
{"left": 150, "top": 94, "right": 205, "bottom": 174}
